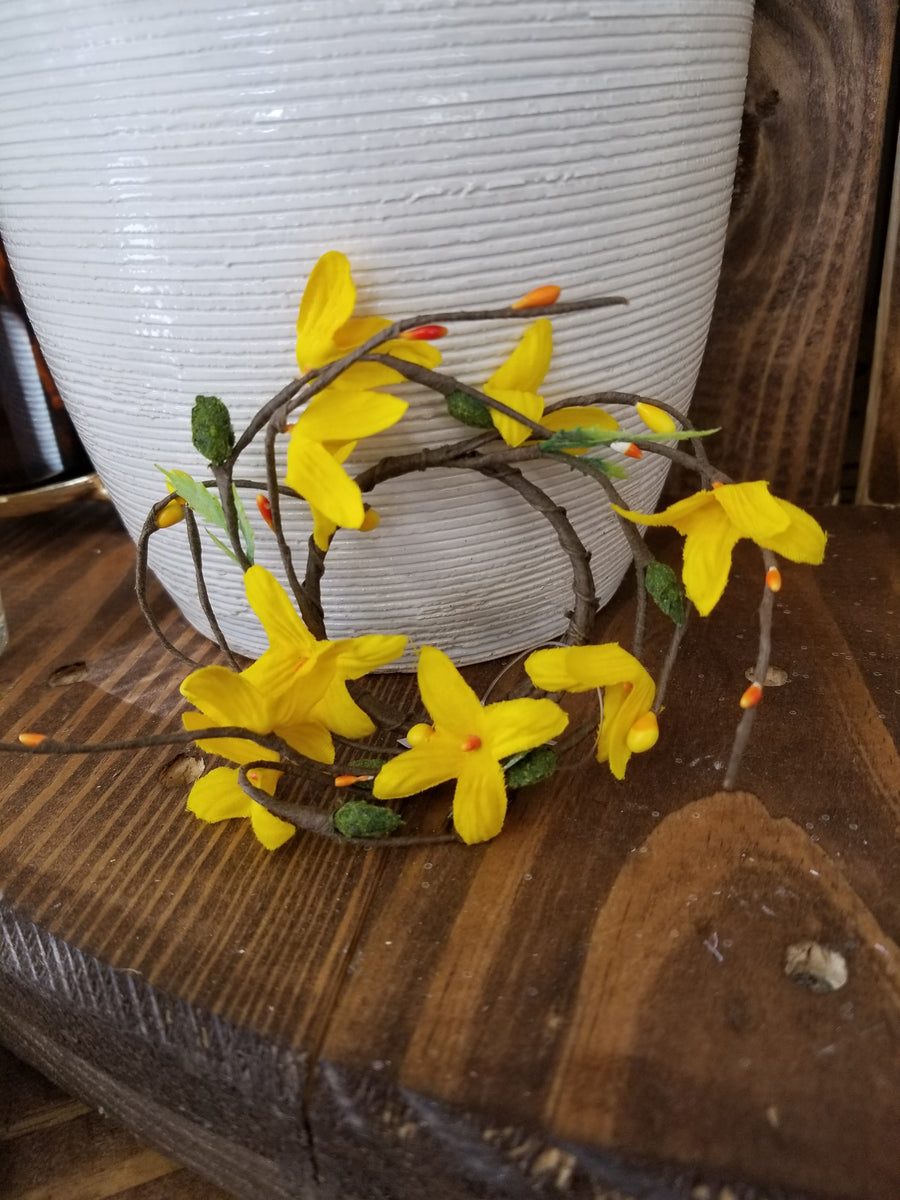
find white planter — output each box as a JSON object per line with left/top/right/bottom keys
{"left": 0, "top": 1, "right": 752, "bottom": 665}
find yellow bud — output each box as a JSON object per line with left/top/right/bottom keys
{"left": 157, "top": 498, "right": 186, "bottom": 529}
{"left": 635, "top": 401, "right": 677, "bottom": 434}
{"left": 625, "top": 711, "right": 659, "bottom": 754}
{"left": 406, "top": 723, "right": 435, "bottom": 747}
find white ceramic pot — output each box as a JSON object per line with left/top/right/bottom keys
{"left": 0, "top": 1, "right": 752, "bottom": 665}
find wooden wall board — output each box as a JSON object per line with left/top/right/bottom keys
{"left": 690, "top": 0, "right": 899, "bottom": 505}
{"left": 0, "top": 502, "right": 898, "bottom": 1200}
{"left": 858, "top": 120, "right": 900, "bottom": 505}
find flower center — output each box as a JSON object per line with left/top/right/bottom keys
{"left": 460, "top": 734, "right": 482, "bottom": 752}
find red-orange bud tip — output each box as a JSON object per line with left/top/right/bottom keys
{"left": 511, "top": 284, "right": 561, "bottom": 311}
{"left": 740, "top": 682, "right": 764, "bottom": 709}
{"left": 460, "top": 734, "right": 482, "bottom": 752}
{"left": 256, "top": 493, "right": 274, "bottom": 530}
{"left": 399, "top": 324, "right": 447, "bottom": 341}
{"left": 334, "top": 774, "right": 374, "bottom": 787}
{"left": 711, "top": 479, "right": 726, "bottom": 489}
{"left": 18, "top": 731, "right": 47, "bottom": 747}
{"left": 611, "top": 440, "right": 643, "bottom": 460}
{"left": 766, "top": 566, "right": 783, "bottom": 592}
{"left": 247, "top": 769, "right": 260, "bottom": 783}
{"left": 360, "top": 508, "right": 380, "bottom": 532}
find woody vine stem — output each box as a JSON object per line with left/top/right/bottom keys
{"left": 1, "top": 254, "right": 828, "bottom": 850}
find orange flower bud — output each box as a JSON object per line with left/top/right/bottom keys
{"left": 156, "top": 498, "right": 186, "bottom": 529}
{"left": 334, "top": 774, "right": 375, "bottom": 787}
{"left": 460, "top": 734, "right": 482, "bottom": 752}
{"left": 740, "top": 682, "right": 764, "bottom": 709}
{"left": 399, "top": 324, "right": 447, "bottom": 341}
{"left": 360, "top": 508, "right": 380, "bottom": 532}
{"left": 256, "top": 493, "right": 274, "bottom": 531}
{"left": 766, "top": 566, "right": 782, "bottom": 592}
{"left": 511, "top": 284, "right": 561, "bottom": 310}
{"left": 18, "top": 731, "right": 47, "bottom": 747}
{"left": 611, "top": 440, "right": 643, "bottom": 460}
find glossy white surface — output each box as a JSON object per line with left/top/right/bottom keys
{"left": 0, "top": 1, "right": 752, "bottom": 664}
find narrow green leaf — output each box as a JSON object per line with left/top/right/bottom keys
{"left": 333, "top": 801, "right": 404, "bottom": 838}
{"left": 160, "top": 468, "right": 227, "bottom": 530}
{"left": 206, "top": 530, "right": 240, "bottom": 566}
{"left": 191, "top": 394, "right": 235, "bottom": 466}
{"left": 644, "top": 561, "right": 687, "bottom": 626}
{"left": 232, "top": 487, "right": 255, "bottom": 565}
{"left": 540, "top": 425, "right": 719, "bottom": 454}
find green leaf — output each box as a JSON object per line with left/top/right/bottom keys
{"left": 206, "top": 530, "right": 240, "bottom": 566}
{"left": 347, "top": 758, "right": 391, "bottom": 772}
{"left": 333, "top": 801, "right": 404, "bottom": 838}
{"left": 540, "top": 425, "right": 719, "bottom": 454}
{"left": 503, "top": 745, "right": 558, "bottom": 789}
{"left": 191, "top": 395, "right": 235, "bottom": 466}
{"left": 644, "top": 561, "right": 687, "bottom": 626}
{"left": 446, "top": 389, "right": 495, "bottom": 429}
{"left": 232, "top": 487, "right": 255, "bottom": 565}
{"left": 159, "top": 467, "right": 227, "bottom": 529}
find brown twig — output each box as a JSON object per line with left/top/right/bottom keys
{"left": 723, "top": 549, "right": 777, "bottom": 790}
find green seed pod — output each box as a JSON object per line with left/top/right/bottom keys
{"left": 333, "top": 801, "right": 404, "bottom": 839}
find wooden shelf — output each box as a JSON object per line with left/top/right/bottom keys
{"left": 0, "top": 501, "right": 897, "bottom": 1200}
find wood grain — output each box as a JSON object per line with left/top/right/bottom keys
{"left": 1, "top": 500, "right": 898, "bottom": 1200}
{"left": 858, "top": 121, "right": 900, "bottom": 505}
{"left": 690, "top": 0, "right": 898, "bottom": 505}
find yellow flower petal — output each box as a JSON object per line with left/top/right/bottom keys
{"left": 452, "top": 756, "right": 509, "bottom": 844}
{"left": 296, "top": 251, "right": 358, "bottom": 369}
{"left": 680, "top": 502, "right": 742, "bottom": 616}
{"left": 372, "top": 737, "right": 464, "bottom": 799}
{"left": 274, "top": 717, "right": 336, "bottom": 764}
{"left": 180, "top": 666, "right": 271, "bottom": 732}
{"left": 182, "top": 710, "right": 278, "bottom": 766}
{"left": 542, "top": 406, "right": 618, "bottom": 434}
{"left": 187, "top": 766, "right": 252, "bottom": 823}
{"left": 295, "top": 389, "right": 408, "bottom": 444}
{"left": 416, "top": 646, "right": 486, "bottom": 741}
{"left": 713, "top": 481, "right": 792, "bottom": 540}
{"left": 249, "top": 801, "right": 297, "bottom": 850}
{"left": 526, "top": 643, "right": 647, "bottom": 693}
{"left": 285, "top": 435, "right": 365, "bottom": 530}
{"left": 334, "top": 633, "right": 407, "bottom": 678}
{"left": 244, "top": 565, "right": 315, "bottom": 656}
{"left": 612, "top": 489, "right": 716, "bottom": 532}
{"left": 482, "top": 697, "right": 568, "bottom": 761}
{"left": 311, "top": 680, "right": 376, "bottom": 740}
{"left": 485, "top": 387, "right": 545, "bottom": 448}
{"left": 485, "top": 319, "right": 552, "bottom": 393}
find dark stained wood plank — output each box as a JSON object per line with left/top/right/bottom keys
{"left": 858, "top": 125, "right": 900, "bottom": 505}
{"left": 0, "top": 502, "right": 897, "bottom": 1200}
{"left": 691, "top": 1, "right": 899, "bottom": 505}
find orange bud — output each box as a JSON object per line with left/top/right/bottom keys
{"left": 156, "top": 497, "right": 186, "bottom": 529}
{"left": 334, "top": 774, "right": 374, "bottom": 787}
{"left": 360, "top": 508, "right": 380, "bottom": 532}
{"left": 711, "top": 480, "right": 726, "bottom": 489}
{"left": 256, "top": 493, "right": 274, "bottom": 531}
{"left": 766, "top": 566, "right": 782, "bottom": 592}
{"left": 740, "top": 682, "right": 764, "bottom": 709}
{"left": 400, "top": 324, "right": 447, "bottom": 341}
{"left": 611, "top": 440, "right": 643, "bottom": 460}
{"left": 511, "top": 284, "right": 561, "bottom": 310}
{"left": 247, "top": 769, "right": 260, "bottom": 784}
{"left": 460, "top": 734, "right": 482, "bottom": 752}
{"left": 18, "top": 731, "right": 47, "bottom": 747}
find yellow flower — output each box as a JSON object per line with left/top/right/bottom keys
{"left": 372, "top": 646, "right": 568, "bottom": 844}
{"left": 187, "top": 765, "right": 295, "bottom": 851}
{"left": 241, "top": 565, "right": 407, "bottom": 740}
{"left": 613, "top": 481, "right": 827, "bottom": 616}
{"left": 296, "top": 250, "right": 440, "bottom": 387}
{"left": 180, "top": 647, "right": 342, "bottom": 848}
{"left": 285, "top": 387, "right": 406, "bottom": 549}
{"left": 482, "top": 319, "right": 618, "bottom": 447}
{"left": 525, "top": 643, "right": 658, "bottom": 780}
